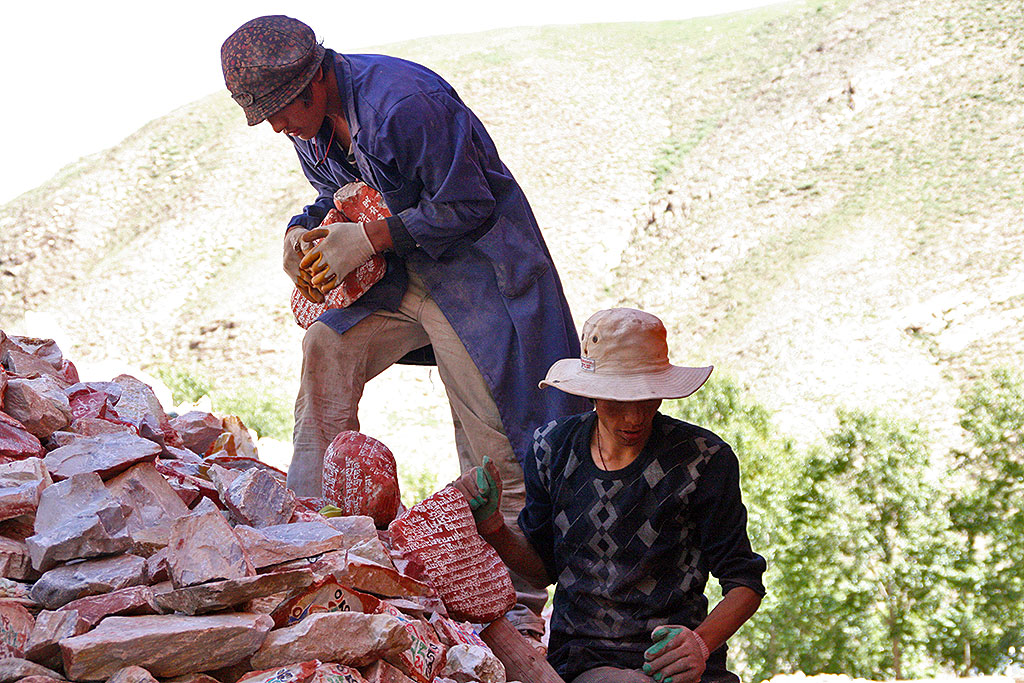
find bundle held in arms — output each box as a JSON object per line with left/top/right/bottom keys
{"left": 291, "top": 182, "right": 389, "bottom": 327}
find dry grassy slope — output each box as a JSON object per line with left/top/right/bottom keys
{"left": 1, "top": 0, "right": 1016, "bottom": 473}
{"left": 617, "top": 0, "right": 1024, "bottom": 447}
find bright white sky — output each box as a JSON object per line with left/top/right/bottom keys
{"left": 0, "top": 0, "right": 781, "bottom": 204}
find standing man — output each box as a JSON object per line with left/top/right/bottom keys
{"left": 220, "top": 15, "right": 587, "bottom": 637}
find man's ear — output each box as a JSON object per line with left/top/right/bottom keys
{"left": 299, "top": 67, "right": 325, "bottom": 108}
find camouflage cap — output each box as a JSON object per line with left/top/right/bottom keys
{"left": 221, "top": 15, "right": 326, "bottom": 126}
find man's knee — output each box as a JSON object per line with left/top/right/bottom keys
{"left": 301, "top": 322, "right": 341, "bottom": 359}
{"left": 571, "top": 667, "right": 653, "bottom": 683}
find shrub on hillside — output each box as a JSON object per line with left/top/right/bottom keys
{"left": 943, "top": 368, "right": 1024, "bottom": 673}
{"left": 213, "top": 384, "right": 293, "bottom": 442}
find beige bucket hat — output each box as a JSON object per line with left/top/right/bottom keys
{"left": 540, "top": 308, "right": 713, "bottom": 401}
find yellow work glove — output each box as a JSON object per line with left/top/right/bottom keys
{"left": 299, "top": 221, "right": 375, "bottom": 294}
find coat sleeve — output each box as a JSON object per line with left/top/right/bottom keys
{"left": 375, "top": 91, "right": 497, "bottom": 259}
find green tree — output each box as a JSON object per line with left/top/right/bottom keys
{"left": 944, "top": 368, "right": 1024, "bottom": 673}
{"left": 773, "top": 410, "right": 949, "bottom": 679}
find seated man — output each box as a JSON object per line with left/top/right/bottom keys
{"left": 455, "top": 308, "right": 766, "bottom": 683}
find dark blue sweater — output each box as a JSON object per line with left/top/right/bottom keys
{"left": 519, "top": 411, "right": 767, "bottom": 682}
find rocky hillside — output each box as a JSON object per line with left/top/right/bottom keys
{"left": 1, "top": 0, "right": 1021, "bottom": 479}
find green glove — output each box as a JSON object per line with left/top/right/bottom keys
{"left": 471, "top": 457, "right": 500, "bottom": 519}
{"left": 453, "top": 456, "right": 504, "bottom": 534}
{"left": 646, "top": 626, "right": 683, "bottom": 657}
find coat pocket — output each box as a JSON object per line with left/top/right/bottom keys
{"left": 473, "top": 215, "right": 550, "bottom": 298}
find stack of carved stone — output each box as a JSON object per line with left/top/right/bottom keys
{"left": 0, "top": 331, "right": 534, "bottom": 683}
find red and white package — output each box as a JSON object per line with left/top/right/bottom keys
{"left": 271, "top": 576, "right": 380, "bottom": 628}
{"left": 323, "top": 431, "right": 402, "bottom": 528}
{"left": 237, "top": 660, "right": 321, "bottom": 683}
{"left": 429, "top": 614, "right": 487, "bottom": 649}
{"left": 388, "top": 487, "right": 515, "bottom": 624}
{"left": 375, "top": 601, "right": 446, "bottom": 683}
{"left": 309, "top": 663, "right": 367, "bottom": 683}
{"left": 239, "top": 661, "right": 367, "bottom": 683}
{"left": 334, "top": 182, "right": 391, "bottom": 223}
{"left": 290, "top": 182, "right": 390, "bottom": 329}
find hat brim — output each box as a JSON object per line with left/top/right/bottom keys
{"left": 539, "top": 360, "right": 713, "bottom": 401}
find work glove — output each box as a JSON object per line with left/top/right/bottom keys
{"left": 295, "top": 268, "right": 325, "bottom": 303}
{"left": 452, "top": 456, "right": 504, "bottom": 535}
{"left": 642, "top": 625, "right": 709, "bottom": 683}
{"left": 283, "top": 226, "right": 308, "bottom": 285}
{"left": 299, "top": 221, "right": 375, "bottom": 293}
{"left": 283, "top": 227, "right": 326, "bottom": 303}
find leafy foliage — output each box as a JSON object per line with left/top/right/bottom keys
{"left": 397, "top": 461, "right": 444, "bottom": 509}
{"left": 152, "top": 365, "right": 292, "bottom": 441}
{"left": 771, "top": 410, "right": 949, "bottom": 680}
{"left": 666, "top": 374, "right": 1024, "bottom": 681}
{"left": 213, "top": 384, "right": 293, "bottom": 441}
{"left": 664, "top": 376, "right": 802, "bottom": 681}
{"left": 154, "top": 366, "right": 213, "bottom": 406}
{"left": 944, "top": 368, "right": 1024, "bottom": 672}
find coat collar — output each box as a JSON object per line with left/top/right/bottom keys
{"left": 328, "top": 50, "right": 361, "bottom": 144}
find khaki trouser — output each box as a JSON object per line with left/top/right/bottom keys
{"left": 289, "top": 267, "right": 547, "bottom": 631}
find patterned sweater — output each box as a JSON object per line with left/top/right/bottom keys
{"left": 519, "top": 411, "right": 766, "bottom": 682}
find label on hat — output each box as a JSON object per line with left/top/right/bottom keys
{"left": 580, "top": 356, "right": 596, "bottom": 372}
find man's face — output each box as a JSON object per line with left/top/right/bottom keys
{"left": 267, "top": 83, "right": 324, "bottom": 140}
{"left": 593, "top": 398, "right": 662, "bottom": 449}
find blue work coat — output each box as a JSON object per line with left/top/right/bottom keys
{"left": 285, "top": 50, "right": 587, "bottom": 464}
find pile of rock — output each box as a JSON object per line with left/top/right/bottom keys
{"left": 0, "top": 331, "right": 544, "bottom": 683}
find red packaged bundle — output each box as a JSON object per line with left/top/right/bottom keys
{"left": 375, "top": 600, "right": 446, "bottom": 683}
{"left": 323, "top": 431, "right": 402, "bottom": 528}
{"left": 271, "top": 576, "right": 380, "bottom": 627}
{"left": 429, "top": 614, "right": 488, "bottom": 649}
{"left": 388, "top": 486, "right": 515, "bottom": 624}
{"left": 238, "top": 661, "right": 366, "bottom": 683}
{"left": 290, "top": 182, "right": 390, "bottom": 329}
{"left": 333, "top": 182, "right": 391, "bottom": 222}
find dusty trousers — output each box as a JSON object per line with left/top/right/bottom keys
{"left": 571, "top": 668, "right": 654, "bottom": 683}
{"left": 289, "top": 266, "right": 548, "bottom": 632}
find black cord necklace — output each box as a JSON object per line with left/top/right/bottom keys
{"left": 596, "top": 425, "right": 609, "bottom": 471}
{"left": 312, "top": 118, "right": 336, "bottom": 167}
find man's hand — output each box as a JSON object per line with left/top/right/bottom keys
{"left": 452, "top": 456, "right": 504, "bottom": 535}
{"left": 299, "top": 221, "right": 375, "bottom": 289}
{"left": 284, "top": 227, "right": 326, "bottom": 302}
{"left": 283, "top": 226, "right": 309, "bottom": 285}
{"left": 642, "top": 625, "right": 708, "bottom": 683}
